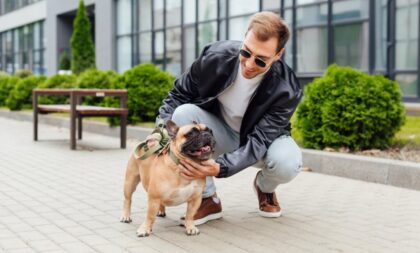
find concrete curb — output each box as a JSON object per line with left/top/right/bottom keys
{"left": 1, "top": 108, "right": 419, "bottom": 191}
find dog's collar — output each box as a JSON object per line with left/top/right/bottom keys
{"left": 168, "top": 147, "right": 180, "bottom": 165}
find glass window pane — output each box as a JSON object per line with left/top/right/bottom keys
{"left": 117, "top": 0, "right": 132, "bottom": 35}
{"left": 219, "top": 0, "right": 227, "bottom": 18}
{"left": 395, "top": 0, "right": 419, "bottom": 70}
{"left": 296, "top": 4, "right": 328, "bottom": 26}
{"left": 375, "top": 0, "right": 387, "bottom": 71}
{"left": 263, "top": 0, "right": 279, "bottom": 11}
{"left": 333, "top": 22, "right": 369, "bottom": 70}
{"left": 139, "top": 0, "right": 152, "bottom": 31}
{"left": 166, "top": 0, "right": 181, "bottom": 27}
{"left": 199, "top": 0, "right": 217, "bottom": 22}
{"left": 333, "top": 0, "right": 369, "bottom": 22}
{"left": 219, "top": 19, "right": 227, "bottom": 40}
{"left": 297, "top": 0, "right": 326, "bottom": 5}
{"left": 166, "top": 28, "right": 182, "bottom": 76}
{"left": 183, "top": 26, "right": 196, "bottom": 70}
{"left": 198, "top": 22, "right": 217, "bottom": 53}
{"left": 117, "top": 36, "right": 132, "bottom": 73}
{"left": 154, "top": 31, "right": 164, "bottom": 68}
{"left": 228, "top": 16, "right": 252, "bottom": 40}
{"left": 139, "top": 32, "right": 152, "bottom": 63}
{"left": 229, "top": 0, "right": 258, "bottom": 16}
{"left": 284, "top": 0, "right": 293, "bottom": 7}
{"left": 154, "top": 0, "right": 164, "bottom": 30}
{"left": 183, "top": 0, "right": 196, "bottom": 24}
{"left": 395, "top": 74, "right": 418, "bottom": 97}
{"left": 297, "top": 27, "right": 327, "bottom": 72}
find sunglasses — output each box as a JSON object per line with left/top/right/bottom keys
{"left": 239, "top": 48, "right": 269, "bottom": 68}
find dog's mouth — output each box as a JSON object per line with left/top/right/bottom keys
{"left": 185, "top": 145, "right": 213, "bottom": 157}
{"left": 182, "top": 140, "right": 215, "bottom": 161}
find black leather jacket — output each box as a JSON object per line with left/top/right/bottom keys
{"left": 158, "top": 40, "right": 302, "bottom": 178}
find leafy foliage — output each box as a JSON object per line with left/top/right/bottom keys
{"left": 37, "top": 74, "right": 78, "bottom": 105}
{"left": 70, "top": 0, "right": 95, "bottom": 74}
{"left": 296, "top": 64, "right": 406, "bottom": 150}
{"left": 119, "top": 63, "right": 175, "bottom": 123}
{"left": 6, "top": 76, "right": 46, "bottom": 110}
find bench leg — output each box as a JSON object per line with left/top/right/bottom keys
{"left": 70, "top": 93, "right": 76, "bottom": 150}
{"left": 120, "top": 115, "right": 127, "bottom": 149}
{"left": 33, "top": 108, "right": 38, "bottom": 141}
{"left": 33, "top": 94, "right": 38, "bottom": 141}
{"left": 78, "top": 116, "right": 82, "bottom": 140}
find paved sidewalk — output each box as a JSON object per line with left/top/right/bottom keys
{"left": 0, "top": 117, "right": 420, "bottom": 253}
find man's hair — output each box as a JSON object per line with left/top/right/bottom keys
{"left": 246, "top": 11, "right": 290, "bottom": 52}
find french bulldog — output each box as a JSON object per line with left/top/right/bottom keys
{"left": 120, "top": 120, "right": 215, "bottom": 237}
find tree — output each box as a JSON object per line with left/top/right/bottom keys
{"left": 70, "top": 0, "right": 95, "bottom": 74}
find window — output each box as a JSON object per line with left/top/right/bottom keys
{"left": 117, "top": 0, "right": 132, "bottom": 35}
{"left": 117, "top": 36, "right": 132, "bottom": 73}
{"left": 395, "top": 0, "right": 419, "bottom": 70}
{"left": 375, "top": 0, "right": 387, "bottom": 71}
{"left": 396, "top": 74, "right": 418, "bottom": 97}
{"left": 297, "top": 27, "right": 328, "bottom": 72}
{"left": 229, "top": 0, "right": 258, "bottom": 16}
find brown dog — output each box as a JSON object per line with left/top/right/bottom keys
{"left": 120, "top": 120, "right": 215, "bottom": 237}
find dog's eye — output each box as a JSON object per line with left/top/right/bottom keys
{"left": 185, "top": 128, "right": 199, "bottom": 138}
{"left": 205, "top": 127, "right": 213, "bottom": 135}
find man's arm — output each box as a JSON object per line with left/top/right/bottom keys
{"left": 157, "top": 47, "right": 208, "bottom": 123}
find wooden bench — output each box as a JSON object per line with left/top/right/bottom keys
{"left": 33, "top": 88, "right": 128, "bottom": 150}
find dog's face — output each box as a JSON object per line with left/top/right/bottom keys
{"left": 166, "top": 120, "right": 215, "bottom": 161}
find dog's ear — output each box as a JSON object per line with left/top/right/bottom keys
{"left": 166, "top": 120, "right": 179, "bottom": 139}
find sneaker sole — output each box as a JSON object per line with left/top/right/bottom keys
{"left": 180, "top": 212, "right": 223, "bottom": 226}
{"left": 253, "top": 177, "right": 282, "bottom": 218}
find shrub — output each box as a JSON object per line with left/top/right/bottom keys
{"left": 296, "top": 64, "right": 406, "bottom": 150}
{"left": 0, "top": 71, "right": 10, "bottom": 77}
{"left": 119, "top": 63, "right": 175, "bottom": 124}
{"left": 77, "top": 69, "right": 119, "bottom": 105}
{"left": 14, "top": 69, "right": 33, "bottom": 79}
{"left": 59, "top": 51, "right": 71, "bottom": 70}
{"left": 37, "top": 74, "right": 78, "bottom": 105}
{"left": 6, "top": 76, "right": 46, "bottom": 110}
{"left": 70, "top": 0, "right": 95, "bottom": 74}
{"left": 0, "top": 76, "right": 19, "bottom": 106}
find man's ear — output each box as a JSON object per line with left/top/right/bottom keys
{"left": 276, "top": 47, "right": 286, "bottom": 60}
{"left": 166, "top": 120, "right": 179, "bottom": 139}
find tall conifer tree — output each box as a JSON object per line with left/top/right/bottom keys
{"left": 70, "top": 0, "right": 95, "bottom": 74}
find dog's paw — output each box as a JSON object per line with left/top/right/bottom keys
{"left": 186, "top": 226, "right": 200, "bottom": 236}
{"left": 120, "top": 216, "right": 132, "bottom": 223}
{"left": 157, "top": 210, "right": 166, "bottom": 217}
{"left": 136, "top": 227, "right": 152, "bottom": 237}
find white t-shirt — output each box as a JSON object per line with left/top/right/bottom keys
{"left": 218, "top": 65, "right": 267, "bottom": 132}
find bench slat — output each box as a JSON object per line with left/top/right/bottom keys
{"left": 37, "top": 105, "right": 128, "bottom": 116}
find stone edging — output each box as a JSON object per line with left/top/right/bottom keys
{"left": 1, "top": 108, "right": 419, "bottom": 191}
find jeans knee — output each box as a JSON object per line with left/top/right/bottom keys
{"left": 171, "top": 104, "right": 201, "bottom": 125}
{"left": 264, "top": 157, "right": 302, "bottom": 183}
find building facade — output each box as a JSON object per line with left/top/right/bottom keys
{"left": 0, "top": 0, "right": 419, "bottom": 101}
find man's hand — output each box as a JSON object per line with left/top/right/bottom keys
{"left": 179, "top": 158, "right": 220, "bottom": 180}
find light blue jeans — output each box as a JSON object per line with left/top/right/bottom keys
{"left": 171, "top": 104, "right": 302, "bottom": 198}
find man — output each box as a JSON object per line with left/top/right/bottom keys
{"left": 157, "top": 11, "right": 303, "bottom": 225}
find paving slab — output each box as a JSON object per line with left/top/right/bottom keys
{"left": 1, "top": 117, "right": 420, "bottom": 252}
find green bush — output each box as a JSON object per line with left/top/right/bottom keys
{"left": 6, "top": 76, "right": 46, "bottom": 110}
{"left": 77, "top": 69, "right": 119, "bottom": 105}
{"left": 0, "top": 76, "right": 19, "bottom": 106}
{"left": 119, "top": 63, "right": 175, "bottom": 123}
{"left": 14, "top": 69, "right": 33, "bottom": 78}
{"left": 37, "top": 74, "right": 78, "bottom": 105}
{"left": 59, "top": 51, "right": 71, "bottom": 70}
{"left": 296, "top": 64, "right": 406, "bottom": 150}
{"left": 70, "top": 0, "right": 95, "bottom": 74}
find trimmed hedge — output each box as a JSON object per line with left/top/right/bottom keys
{"left": 119, "top": 63, "right": 175, "bottom": 123}
{"left": 14, "top": 69, "right": 33, "bottom": 79}
{"left": 0, "top": 76, "right": 19, "bottom": 107}
{"left": 37, "top": 74, "right": 78, "bottom": 105}
{"left": 296, "top": 64, "right": 406, "bottom": 150}
{"left": 6, "top": 76, "right": 46, "bottom": 110}
{"left": 77, "top": 69, "right": 119, "bottom": 106}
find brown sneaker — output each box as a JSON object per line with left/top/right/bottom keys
{"left": 180, "top": 193, "right": 222, "bottom": 226}
{"left": 253, "top": 171, "right": 282, "bottom": 218}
